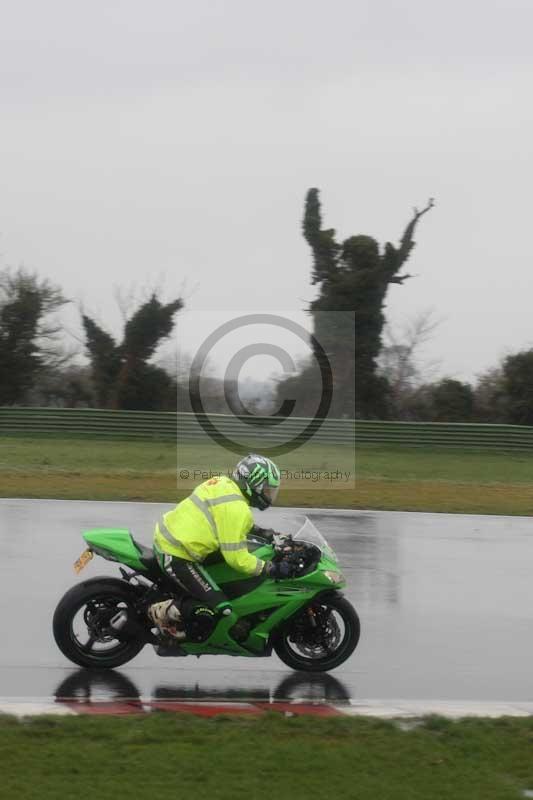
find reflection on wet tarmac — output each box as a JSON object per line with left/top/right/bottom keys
{"left": 2, "top": 500, "right": 533, "bottom": 701}
{"left": 54, "top": 668, "right": 351, "bottom": 705}
{"left": 314, "top": 512, "right": 401, "bottom": 607}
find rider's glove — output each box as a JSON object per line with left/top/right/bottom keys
{"left": 250, "top": 525, "right": 276, "bottom": 543}
{"left": 264, "top": 560, "right": 291, "bottom": 579}
{"left": 272, "top": 532, "right": 290, "bottom": 549}
{"left": 251, "top": 527, "right": 289, "bottom": 547}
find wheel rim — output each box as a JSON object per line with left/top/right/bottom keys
{"left": 283, "top": 603, "right": 351, "bottom": 665}
{"left": 69, "top": 593, "right": 135, "bottom": 660}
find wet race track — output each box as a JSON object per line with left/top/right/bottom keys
{"left": 1, "top": 499, "right": 533, "bottom": 706}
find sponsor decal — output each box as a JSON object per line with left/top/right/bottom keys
{"left": 188, "top": 564, "right": 212, "bottom": 593}
{"left": 193, "top": 606, "right": 215, "bottom": 617}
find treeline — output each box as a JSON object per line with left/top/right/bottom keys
{"left": 285, "top": 190, "right": 533, "bottom": 425}
{"left": 0, "top": 268, "right": 182, "bottom": 410}
{"left": 3, "top": 189, "right": 533, "bottom": 424}
{"left": 0, "top": 189, "right": 436, "bottom": 417}
{"left": 375, "top": 363, "right": 533, "bottom": 425}
{"left": 0, "top": 268, "right": 272, "bottom": 413}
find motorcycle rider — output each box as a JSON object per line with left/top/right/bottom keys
{"left": 148, "top": 453, "right": 290, "bottom": 641}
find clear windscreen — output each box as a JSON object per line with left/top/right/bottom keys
{"left": 292, "top": 518, "right": 337, "bottom": 562}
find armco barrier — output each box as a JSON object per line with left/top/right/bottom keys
{"left": 0, "top": 408, "right": 532, "bottom": 450}
{"left": 354, "top": 420, "right": 533, "bottom": 450}
{"left": 0, "top": 408, "right": 354, "bottom": 446}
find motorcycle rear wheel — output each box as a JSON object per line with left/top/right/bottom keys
{"left": 53, "top": 577, "right": 146, "bottom": 669}
{"left": 273, "top": 594, "right": 360, "bottom": 672}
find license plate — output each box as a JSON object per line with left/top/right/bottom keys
{"left": 74, "top": 548, "right": 93, "bottom": 574}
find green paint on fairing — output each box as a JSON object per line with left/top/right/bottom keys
{"left": 82, "top": 528, "right": 146, "bottom": 572}
{"left": 188, "top": 543, "right": 346, "bottom": 657}
{"left": 82, "top": 531, "right": 346, "bottom": 659}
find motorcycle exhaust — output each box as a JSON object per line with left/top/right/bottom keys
{"left": 109, "top": 610, "right": 158, "bottom": 645}
{"left": 153, "top": 643, "right": 187, "bottom": 657}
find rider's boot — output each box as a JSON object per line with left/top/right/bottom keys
{"left": 148, "top": 599, "right": 186, "bottom": 640}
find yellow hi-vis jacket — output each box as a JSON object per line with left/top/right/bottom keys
{"left": 154, "top": 476, "right": 265, "bottom": 577}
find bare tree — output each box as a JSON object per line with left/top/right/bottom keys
{"left": 378, "top": 309, "right": 442, "bottom": 418}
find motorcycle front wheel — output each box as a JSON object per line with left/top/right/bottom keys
{"left": 53, "top": 577, "right": 146, "bottom": 669}
{"left": 273, "top": 594, "right": 360, "bottom": 673}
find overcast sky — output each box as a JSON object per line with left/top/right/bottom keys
{"left": 1, "top": 0, "right": 533, "bottom": 385}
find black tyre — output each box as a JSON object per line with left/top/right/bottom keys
{"left": 53, "top": 577, "right": 146, "bottom": 669}
{"left": 273, "top": 594, "right": 360, "bottom": 673}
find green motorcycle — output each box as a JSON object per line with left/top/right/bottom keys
{"left": 53, "top": 518, "right": 360, "bottom": 672}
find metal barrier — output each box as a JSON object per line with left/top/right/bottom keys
{"left": 1, "top": 408, "right": 532, "bottom": 450}
{"left": 0, "top": 408, "right": 354, "bottom": 445}
{"left": 353, "top": 420, "right": 533, "bottom": 450}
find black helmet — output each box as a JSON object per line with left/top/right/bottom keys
{"left": 233, "top": 453, "right": 281, "bottom": 510}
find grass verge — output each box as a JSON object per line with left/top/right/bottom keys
{"left": 1, "top": 713, "right": 533, "bottom": 800}
{"left": 355, "top": 445, "right": 533, "bottom": 514}
{"left": 1, "top": 437, "right": 533, "bottom": 514}
{"left": 0, "top": 436, "right": 355, "bottom": 508}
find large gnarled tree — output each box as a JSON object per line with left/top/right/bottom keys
{"left": 303, "top": 189, "right": 434, "bottom": 418}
